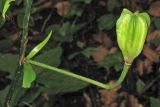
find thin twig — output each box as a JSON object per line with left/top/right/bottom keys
{"left": 139, "top": 73, "right": 160, "bottom": 95}
{"left": 41, "top": 11, "right": 52, "bottom": 32}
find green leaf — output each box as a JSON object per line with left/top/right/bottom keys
{"left": 97, "top": 14, "right": 116, "bottom": 30}
{"left": 0, "top": 39, "right": 14, "bottom": 50}
{"left": 100, "top": 53, "right": 123, "bottom": 71}
{"left": 150, "top": 97, "right": 160, "bottom": 107}
{"left": 154, "top": 18, "right": 160, "bottom": 29}
{"left": 136, "top": 79, "right": 145, "bottom": 94}
{"left": 0, "top": 53, "right": 18, "bottom": 78}
{"left": 67, "top": 3, "right": 84, "bottom": 17}
{"left": 77, "top": 41, "right": 85, "bottom": 48}
{"left": 0, "top": 86, "right": 10, "bottom": 106}
{"left": 2, "top": 0, "right": 14, "bottom": 18}
{"left": 27, "top": 31, "right": 52, "bottom": 59}
{"left": 37, "top": 71, "right": 88, "bottom": 95}
{"left": 107, "top": 0, "right": 120, "bottom": 12}
{"left": 81, "top": 47, "right": 98, "bottom": 58}
{"left": 34, "top": 47, "right": 87, "bottom": 94}
{"left": 59, "top": 22, "right": 70, "bottom": 37}
{"left": 22, "top": 62, "right": 36, "bottom": 88}
{"left": 34, "top": 47, "right": 63, "bottom": 71}
{"left": 46, "top": 23, "right": 85, "bottom": 42}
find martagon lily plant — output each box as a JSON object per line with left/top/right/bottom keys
{"left": 21, "top": 8, "right": 150, "bottom": 89}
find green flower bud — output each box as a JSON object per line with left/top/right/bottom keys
{"left": 116, "top": 8, "right": 150, "bottom": 64}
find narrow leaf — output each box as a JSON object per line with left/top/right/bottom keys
{"left": 22, "top": 62, "right": 36, "bottom": 88}
{"left": 26, "top": 31, "right": 52, "bottom": 59}
{"left": 2, "top": 0, "right": 14, "bottom": 18}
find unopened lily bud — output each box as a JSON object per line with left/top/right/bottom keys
{"left": 116, "top": 8, "right": 150, "bottom": 64}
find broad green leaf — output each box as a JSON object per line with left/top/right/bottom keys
{"left": 2, "top": 0, "right": 14, "bottom": 18}
{"left": 97, "top": 14, "right": 116, "bottom": 30}
{"left": 46, "top": 23, "right": 86, "bottom": 42}
{"left": 81, "top": 47, "right": 98, "bottom": 58}
{"left": 27, "top": 31, "right": 52, "bottom": 59}
{"left": 37, "top": 71, "right": 88, "bottom": 95}
{"left": 150, "top": 97, "right": 160, "bottom": 107}
{"left": 100, "top": 53, "right": 123, "bottom": 71}
{"left": 34, "top": 47, "right": 87, "bottom": 94}
{"left": 0, "top": 86, "right": 10, "bottom": 106}
{"left": 67, "top": 3, "right": 84, "bottom": 17}
{"left": 34, "top": 47, "right": 63, "bottom": 72}
{"left": 0, "top": 39, "right": 14, "bottom": 50}
{"left": 136, "top": 79, "right": 145, "bottom": 94}
{"left": 59, "top": 22, "right": 70, "bottom": 37}
{"left": 0, "top": 53, "right": 18, "bottom": 78}
{"left": 22, "top": 62, "right": 36, "bottom": 88}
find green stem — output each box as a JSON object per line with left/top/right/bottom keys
{"left": 3, "top": 0, "right": 32, "bottom": 107}
{"left": 27, "top": 59, "right": 130, "bottom": 89}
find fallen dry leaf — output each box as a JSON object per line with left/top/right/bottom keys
{"left": 54, "top": 1, "right": 71, "bottom": 16}
{"left": 100, "top": 88, "right": 143, "bottom": 107}
{"left": 129, "top": 95, "right": 143, "bottom": 107}
{"left": 149, "top": 1, "right": 160, "bottom": 17}
{"left": 144, "top": 59, "right": 153, "bottom": 73}
{"left": 143, "top": 45, "right": 159, "bottom": 63}
{"left": 83, "top": 92, "right": 92, "bottom": 107}
{"left": 137, "top": 60, "right": 144, "bottom": 75}
{"left": 147, "top": 30, "right": 160, "bottom": 42}
{"left": 99, "top": 89, "right": 118, "bottom": 107}
{"left": 119, "top": 93, "right": 143, "bottom": 107}
{"left": 137, "top": 59, "right": 153, "bottom": 75}
{"left": 91, "top": 46, "right": 108, "bottom": 63}
{"left": 156, "top": 46, "right": 160, "bottom": 52}
{"left": 99, "top": 81, "right": 121, "bottom": 107}
{"left": 93, "top": 32, "right": 113, "bottom": 49}
{"left": 109, "top": 47, "right": 118, "bottom": 54}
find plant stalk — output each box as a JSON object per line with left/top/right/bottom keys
{"left": 3, "top": 0, "right": 32, "bottom": 106}
{"left": 27, "top": 59, "right": 130, "bottom": 89}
